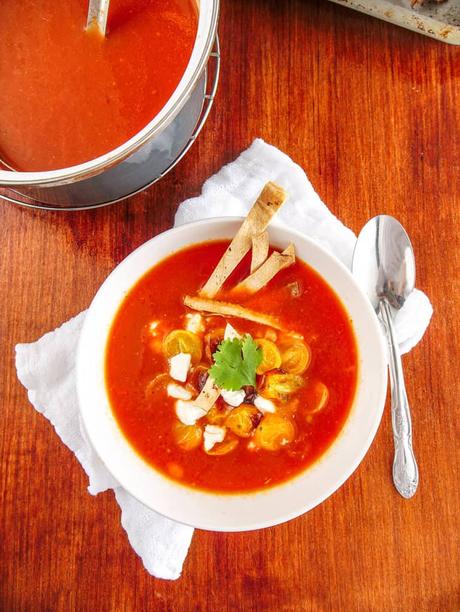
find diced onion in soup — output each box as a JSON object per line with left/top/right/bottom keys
{"left": 169, "top": 353, "right": 191, "bottom": 382}
{"left": 254, "top": 395, "right": 276, "bottom": 414}
{"left": 148, "top": 320, "right": 160, "bottom": 335}
{"left": 175, "top": 400, "right": 207, "bottom": 426}
{"left": 224, "top": 323, "right": 241, "bottom": 341}
{"left": 221, "top": 389, "right": 246, "bottom": 407}
{"left": 203, "top": 425, "right": 226, "bottom": 452}
{"left": 185, "top": 313, "right": 204, "bottom": 335}
{"left": 167, "top": 383, "right": 192, "bottom": 400}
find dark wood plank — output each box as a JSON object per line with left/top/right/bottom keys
{"left": 1, "top": 1, "right": 459, "bottom": 610}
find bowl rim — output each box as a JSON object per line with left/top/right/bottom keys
{"left": 77, "top": 217, "right": 388, "bottom": 532}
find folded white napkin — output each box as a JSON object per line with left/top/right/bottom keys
{"left": 15, "top": 138, "right": 433, "bottom": 580}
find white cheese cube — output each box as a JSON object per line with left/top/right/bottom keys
{"left": 185, "top": 313, "right": 204, "bottom": 334}
{"left": 167, "top": 383, "right": 192, "bottom": 400}
{"left": 203, "top": 424, "right": 226, "bottom": 452}
{"left": 169, "top": 352, "right": 191, "bottom": 382}
{"left": 148, "top": 320, "right": 160, "bottom": 336}
{"left": 221, "top": 389, "right": 246, "bottom": 407}
{"left": 175, "top": 400, "right": 207, "bottom": 426}
{"left": 224, "top": 323, "right": 241, "bottom": 341}
{"left": 254, "top": 395, "right": 276, "bottom": 414}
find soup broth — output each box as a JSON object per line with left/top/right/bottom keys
{"left": 105, "top": 241, "right": 358, "bottom": 493}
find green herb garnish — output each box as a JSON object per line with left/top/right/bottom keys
{"left": 209, "top": 335, "right": 262, "bottom": 391}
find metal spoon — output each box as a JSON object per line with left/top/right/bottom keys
{"left": 86, "top": 0, "right": 111, "bottom": 36}
{"left": 352, "top": 215, "right": 419, "bottom": 499}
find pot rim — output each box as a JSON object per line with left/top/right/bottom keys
{"left": 0, "top": 0, "right": 219, "bottom": 188}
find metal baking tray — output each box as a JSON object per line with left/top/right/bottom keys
{"left": 328, "top": 0, "right": 460, "bottom": 44}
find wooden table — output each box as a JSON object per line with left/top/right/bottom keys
{"left": 1, "top": 1, "right": 459, "bottom": 610}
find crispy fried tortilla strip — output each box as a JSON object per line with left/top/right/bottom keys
{"left": 250, "top": 230, "right": 269, "bottom": 273}
{"left": 194, "top": 375, "right": 221, "bottom": 412}
{"left": 198, "top": 182, "right": 287, "bottom": 298}
{"left": 234, "top": 244, "right": 295, "bottom": 294}
{"left": 184, "top": 295, "right": 284, "bottom": 330}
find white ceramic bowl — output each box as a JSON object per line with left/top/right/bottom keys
{"left": 77, "top": 218, "right": 387, "bottom": 531}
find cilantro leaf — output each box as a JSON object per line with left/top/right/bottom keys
{"left": 209, "top": 334, "right": 262, "bottom": 391}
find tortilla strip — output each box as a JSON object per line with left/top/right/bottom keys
{"left": 250, "top": 230, "right": 269, "bottom": 273}
{"left": 194, "top": 375, "right": 221, "bottom": 412}
{"left": 198, "top": 182, "right": 287, "bottom": 298}
{"left": 184, "top": 295, "right": 284, "bottom": 330}
{"left": 234, "top": 244, "right": 295, "bottom": 294}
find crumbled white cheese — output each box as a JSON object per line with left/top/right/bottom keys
{"left": 148, "top": 320, "right": 160, "bottom": 336}
{"left": 221, "top": 388, "right": 246, "bottom": 407}
{"left": 185, "top": 313, "right": 204, "bottom": 334}
{"left": 169, "top": 352, "right": 191, "bottom": 382}
{"left": 167, "top": 383, "right": 192, "bottom": 400}
{"left": 224, "top": 323, "right": 241, "bottom": 341}
{"left": 254, "top": 395, "right": 276, "bottom": 414}
{"left": 175, "top": 400, "right": 207, "bottom": 425}
{"left": 203, "top": 424, "right": 226, "bottom": 452}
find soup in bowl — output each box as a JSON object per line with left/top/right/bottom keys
{"left": 77, "top": 184, "right": 387, "bottom": 530}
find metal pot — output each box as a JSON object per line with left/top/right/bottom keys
{"left": 0, "top": 0, "right": 220, "bottom": 210}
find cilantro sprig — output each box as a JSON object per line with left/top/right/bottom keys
{"left": 209, "top": 335, "right": 262, "bottom": 391}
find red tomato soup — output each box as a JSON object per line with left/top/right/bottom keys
{"left": 105, "top": 241, "right": 358, "bottom": 493}
{"left": 0, "top": 0, "right": 198, "bottom": 171}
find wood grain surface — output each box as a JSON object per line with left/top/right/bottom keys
{"left": 1, "top": 1, "right": 459, "bottom": 610}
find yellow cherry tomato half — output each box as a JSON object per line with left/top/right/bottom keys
{"left": 279, "top": 341, "right": 311, "bottom": 375}
{"left": 255, "top": 338, "right": 282, "bottom": 374}
{"left": 254, "top": 414, "right": 295, "bottom": 451}
{"left": 262, "top": 373, "right": 304, "bottom": 401}
{"left": 206, "top": 438, "right": 239, "bottom": 456}
{"left": 304, "top": 380, "right": 329, "bottom": 414}
{"left": 226, "top": 404, "right": 261, "bottom": 438}
{"left": 163, "top": 329, "right": 202, "bottom": 365}
{"left": 173, "top": 422, "right": 203, "bottom": 451}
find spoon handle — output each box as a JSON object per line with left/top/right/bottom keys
{"left": 380, "top": 300, "right": 419, "bottom": 499}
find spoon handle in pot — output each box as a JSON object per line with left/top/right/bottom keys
{"left": 380, "top": 300, "right": 419, "bottom": 499}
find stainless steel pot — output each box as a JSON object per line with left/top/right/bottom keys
{"left": 0, "top": 0, "right": 220, "bottom": 210}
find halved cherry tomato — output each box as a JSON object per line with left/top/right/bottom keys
{"left": 254, "top": 414, "right": 295, "bottom": 451}
{"left": 163, "top": 329, "right": 202, "bottom": 365}
{"left": 226, "top": 405, "right": 261, "bottom": 438}
{"left": 206, "top": 438, "right": 239, "bottom": 456}
{"left": 279, "top": 341, "right": 311, "bottom": 375}
{"left": 304, "top": 380, "right": 329, "bottom": 414}
{"left": 173, "top": 422, "right": 202, "bottom": 450}
{"left": 255, "top": 338, "right": 281, "bottom": 374}
{"left": 262, "top": 373, "right": 304, "bottom": 401}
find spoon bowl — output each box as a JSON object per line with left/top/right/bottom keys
{"left": 353, "top": 215, "right": 415, "bottom": 313}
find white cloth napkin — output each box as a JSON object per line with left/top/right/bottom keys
{"left": 15, "top": 138, "right": 433, "bottom": 580}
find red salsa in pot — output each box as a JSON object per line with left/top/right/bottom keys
{"left": 0, "top": 0, "right": 198, "bottom": 171}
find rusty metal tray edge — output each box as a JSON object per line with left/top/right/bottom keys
{"left": 328, "top": 0, "right": 460, "bottom": 44}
